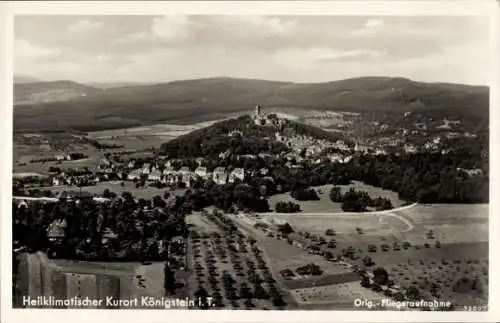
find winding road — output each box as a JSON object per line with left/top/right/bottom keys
{"left": 260, "top": 202, "right": 418, "bottom": 233}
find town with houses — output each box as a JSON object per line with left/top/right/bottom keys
{"left": 14, "top": 105, "right": 485, "bottom": 207}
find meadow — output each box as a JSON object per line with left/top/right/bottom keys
{"left": 387, "top": 256, "right": 488, "bottom": 307}
{"left": 240, "top": 201, "right": 489, "bottom": 308}
{"left": 291, "top": 282, "right": 384, "bottom": 309}
{"left": 267, "top": 182, "right": 406, "bottom": 214}
{"left": 47, "top": 182, "right": 186, "bottom": 200}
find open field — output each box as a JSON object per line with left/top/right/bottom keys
{"left": 268, "top": 182, "right": 405, "bottom": 213}
{"left": 186, "top": 212, "right": 224, "bottom": 233}
{"left": 393, "top": 204, "right": 489, "bottom": 245}
{"left": 14, "top": 155, "right": 101, "bottom": 175}
{"left": 46, "top": 182, "right": 186, "bottom": 200}
{"left": 12, "top": 123, "right": 186, "bottom": 174}
{"left": 268, "top": 184, "right": 342, "bottom": 213}
{"left": 87, "top": 121, "right": 217, "bottom": 138}
{"left": 265, "top": 203, "right": 487, "bottom": 247}
{"left": 233, "top": 215, "right": 352, "bottom": 274}
{"left": 262, "top": 203, "right": 488, "bottom": 270}
{"left": 13, "top": 118, "right": 222, "bottom": 175}
{"left": 388, "top": 257, "right": 488, "bottom": 307}
{"left": 234, "top": 202, "right": 489, "bottom": 308}
{"left": 291, "top": 282, "right": 384, "bottom": 309}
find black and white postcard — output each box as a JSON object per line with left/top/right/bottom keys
{"left": 1, "top": 1, "right": 499, "bottom": 322}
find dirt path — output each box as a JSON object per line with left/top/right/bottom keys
{"left": 263, "top": 203, "right": 418, "bottom": 217}
{"left": 262, "top": 203, "right": 418, "bottom": 234}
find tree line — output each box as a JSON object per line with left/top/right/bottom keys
{"left": 330, "top": 187, "right": 394, "bottom": 212}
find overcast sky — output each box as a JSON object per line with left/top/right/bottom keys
{"left": 14, "top": 15, "right": 490, "bottom": 85}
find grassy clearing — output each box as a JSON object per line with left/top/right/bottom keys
{"left": 186, "top": 212, "right": 223, "bottom": 233}
{"left": 400, "top": 204, "right": 489, "bottom": 223}
{"left": 266, "top": 203, "right": 488, "bottom": 258}
{"left": 14, "top": 154, "right": 100, "bottom": 175}
{"left": 12, "top": 125, "right": 183, "bottom": 174}
{"left": 269, "top": 184, "right": 341, "bottom": 213}
{"left": 47, "top": 182, "right": 186, "bottom": 200}
{"left": 388, "top": 257, "right": 488, "bottom": 306}
{"left": 349, "top": 241, "right": 488, "bottom": 268}
{"left": 268, "top": 182, "right": 405, "bottom": 214}
{"left": 231, "top": 216, "right": 352, "bottom": 276}
{"left": 265, "top": 213, "right": 382, "bottom": 234}
{"left": 291, "top": 281, "right": 384, "bottom": 308}
{"left": 396, "top": 204, "right": 489, "bottom": 245}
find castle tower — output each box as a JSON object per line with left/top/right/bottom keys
{"left": 255, "top": 105, "right": 262, "bottom": 118}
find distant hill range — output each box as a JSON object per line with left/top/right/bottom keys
{"left": 13, "top": 76, "right": 489, "bottom": 132}
{"left": 15, "top": 80, "right": 103, "bottom": 105}
{"left": 87, "top": 81, "right": 153, "bottom": 89}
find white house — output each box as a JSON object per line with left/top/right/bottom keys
{"left": 182, "top": 173, "right": 197, "bottom": 188}
{"left": 166, "top": 173, "right": 181, "bottom": 185}
{"left": 195, "top": 166, "right": 209, "bottom": 179}
{"left": 142, "top": 163, "right": 151, "bottom": 175}
{"left": 306, "top": 145, "right": 321, "bottom": 157}
{"left": 219, "top": 149, "right": 231, "bottom": 160}
{"left": 259, "top": 168, "right": 269, "bottom": 176}
{"left": 213, "top": 167, "right": 228, "bottom": 185}
{"left": 404, "top": 144, "right": 417, "bottom": 153}
{"left": 163, "top": 166, "right": 175, "bottom": 175}
{"left": 229, "top": 168, "right": 245, "bottom": 183}
{"left": 148, "top": 170, "right": 162, "bottom": 182}
{"left": 127, "top": 170, "right": 142, "bottom": 181}
{"left": 178, "top": 166, "right": 191, "bottom": 176}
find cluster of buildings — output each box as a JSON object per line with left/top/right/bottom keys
{"left": 252, "top": 105, "right": 286, "bottom": 127}
{"left": 275, "top": 132, "right": 338, "bottom": 157}
{"left": 126, "top": 161, "right": 247, "bottom": 188}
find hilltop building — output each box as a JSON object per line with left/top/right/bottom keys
{"left": 252, "top": 105, "right": 271, "bottom": 126}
